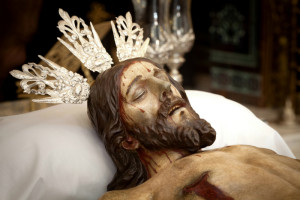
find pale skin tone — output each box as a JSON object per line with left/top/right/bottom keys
{"left": 119, "top": 61, "right": 196, "bottom": 177}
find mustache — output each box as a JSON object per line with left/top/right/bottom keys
{"left": 158, "top": 96, "right": 187, "bottom": 118}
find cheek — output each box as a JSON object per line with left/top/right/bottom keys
{"left": 122, "top": 98, "right": 160, "bottom": 125}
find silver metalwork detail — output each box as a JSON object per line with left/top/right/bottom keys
{"left": 111, "top": 12, "right": 150, "bottom": 62}
{"left": 57, "top": 8, "right": 113, "bottom": 73}
{"left": 170, "top": 29, "right": 195, "bottom": 54}
{"left": 10, "top": 10, "right": 151, "bottom": 104}
{"left": 145, "top": 29, "right": 173, "bottom": 65}
{"left": 10, "top": 55, "right": 90, "bottom": 104}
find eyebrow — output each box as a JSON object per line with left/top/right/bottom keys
{"left": 126, "top": 75, "right": 142, "bottom": 96}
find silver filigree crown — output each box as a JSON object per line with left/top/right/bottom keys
{"left": 10, "top": 9, "right": 149, "bottom": 104}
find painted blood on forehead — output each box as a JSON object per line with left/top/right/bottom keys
{"left": 140, "top": 61, "right": 153, "bottom": 72}
{"left": 120, "top": 60, "right": 151, "bottom": 87}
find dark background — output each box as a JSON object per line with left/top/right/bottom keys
{"left": 0, "top": 0, "right": 251, "bottom": 100}
{"left": 1, "top": 0, "right": 299, "bottom": 113}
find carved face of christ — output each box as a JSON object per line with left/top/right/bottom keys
{"left": 119, "top": 60, "right": 215, "bottom": 152}
{"left": 120, "top": 60, "right": 198, "bottom": 128}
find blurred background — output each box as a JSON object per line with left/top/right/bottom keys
{"left": 0, "top": 0, "right": 299, "bottom": 153}
{"left": 1, "top": 0, "right": 300, "bottom": 110}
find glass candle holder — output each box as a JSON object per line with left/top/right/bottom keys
{"left": 166, "top": 0, "right": 195, "bottom": 83}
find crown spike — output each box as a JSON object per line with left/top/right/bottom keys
{"left": 57, "top": 8, "right": 113, "bottom": 73}
{"left": 57, "top": 37, "right": 82, "bottom": 60}
{"left": 90, "top": 22, "right": 102, "bottom": 49}
{"left": 111, "top": 12, "right": 149, "bottom": 61}
{"left": 10, "top": 55, "right": 90, "bottom": 104}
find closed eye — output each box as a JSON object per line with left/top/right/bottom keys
{"left": 133, "top": 90, "right": 147, "bottom": 101}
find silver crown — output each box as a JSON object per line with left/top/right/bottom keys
{"left": 111, "top": 12, "right": 149, "bottom": 61}
{"left": 10, "top": 56, "right": 90, "bottom": 104}
{"left": 10, "top": 9, "right": 149, "bottom": 104}
{"left": 57, "top": 8, "right": 113, "bottom": 73}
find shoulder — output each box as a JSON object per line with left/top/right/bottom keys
{"left": 177, "top": 145, "right": 268, "bottom": 163}
{"left": 99, "top": 191, "right": 120, "bottom": 200}
{"left": 197, "top": 145, "right": 278, "bottom": 160}
{"left": 99, "top": 190, "right": 128, "bottom": 200}
{"left": 99, "top": 188, "right": 154, "bottom": 200}
{"left": 172, "top": 145, "right": 299, "bottom": 176}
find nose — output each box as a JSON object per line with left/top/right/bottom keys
{"left": 148, "top": 77, "right": 172, "bottom": 102}
{"left": 159, "top": 80, "right": 171, "bottom": 102}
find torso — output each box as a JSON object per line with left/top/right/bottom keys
{"left": 100, "top": 145, "right": 300, "bottom": 200}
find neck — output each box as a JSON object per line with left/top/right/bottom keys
{"left": 137, "top": 147, "right": 189, "bottom": 178}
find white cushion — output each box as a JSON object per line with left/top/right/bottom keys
{"left": 0, "top": 90, "right": 295, "bottom": 200}
{"left": 186, "top": 90, "right": 294, "bottom": 157}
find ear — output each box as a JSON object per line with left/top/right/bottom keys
{"left": 121, "top": 135, "right": 140, "bottom": 150}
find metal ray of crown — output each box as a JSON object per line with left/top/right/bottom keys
{"left": 57, "top": 9, "right": 149, "bottom": 70}
{"left": 10, "top": 56, "right": 90, "bottom": 104}
{"left": 57, "top": 8, "right": 113, "bottom": 73}
{"left": 111, "top": 12, "right": 150, "bottom": 62}
{"left": 10, "top": 10, "right": 149, "bottom": 104}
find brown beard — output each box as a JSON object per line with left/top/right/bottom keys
{"left": 127, "top": 96, "right": 216, "bottom": 153}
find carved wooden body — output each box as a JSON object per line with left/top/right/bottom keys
{"left": 100, "top": 145, "right": 300, "bottom": 200}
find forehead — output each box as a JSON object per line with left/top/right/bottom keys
{"left": 120, "top": 61, "right": 161, "bottom": 92}
{"left": 122, "top": 61, "right": 159, "bottom": 79}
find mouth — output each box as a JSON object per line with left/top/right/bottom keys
{"left": 168, "top": 100, "right": 186, "bottom": 116}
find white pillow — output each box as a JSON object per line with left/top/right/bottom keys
{"left": 0, "top": 103, "right": 115, "bottom": 200}
{"left": 0, "top": 90, "right": 295, "bottom": 200}
{"left": 186, "top": 90, "right": 294, "bottom": 157}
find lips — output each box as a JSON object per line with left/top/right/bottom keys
{"left": 168, "top": 99, "right": 186, "bottom": 116}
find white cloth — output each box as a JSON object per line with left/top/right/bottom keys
{"left": 187, "top": 90, "right": 294, "bottom": 157}
{"left": 0, "top": 90, "right": 295, "bottom": 200}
